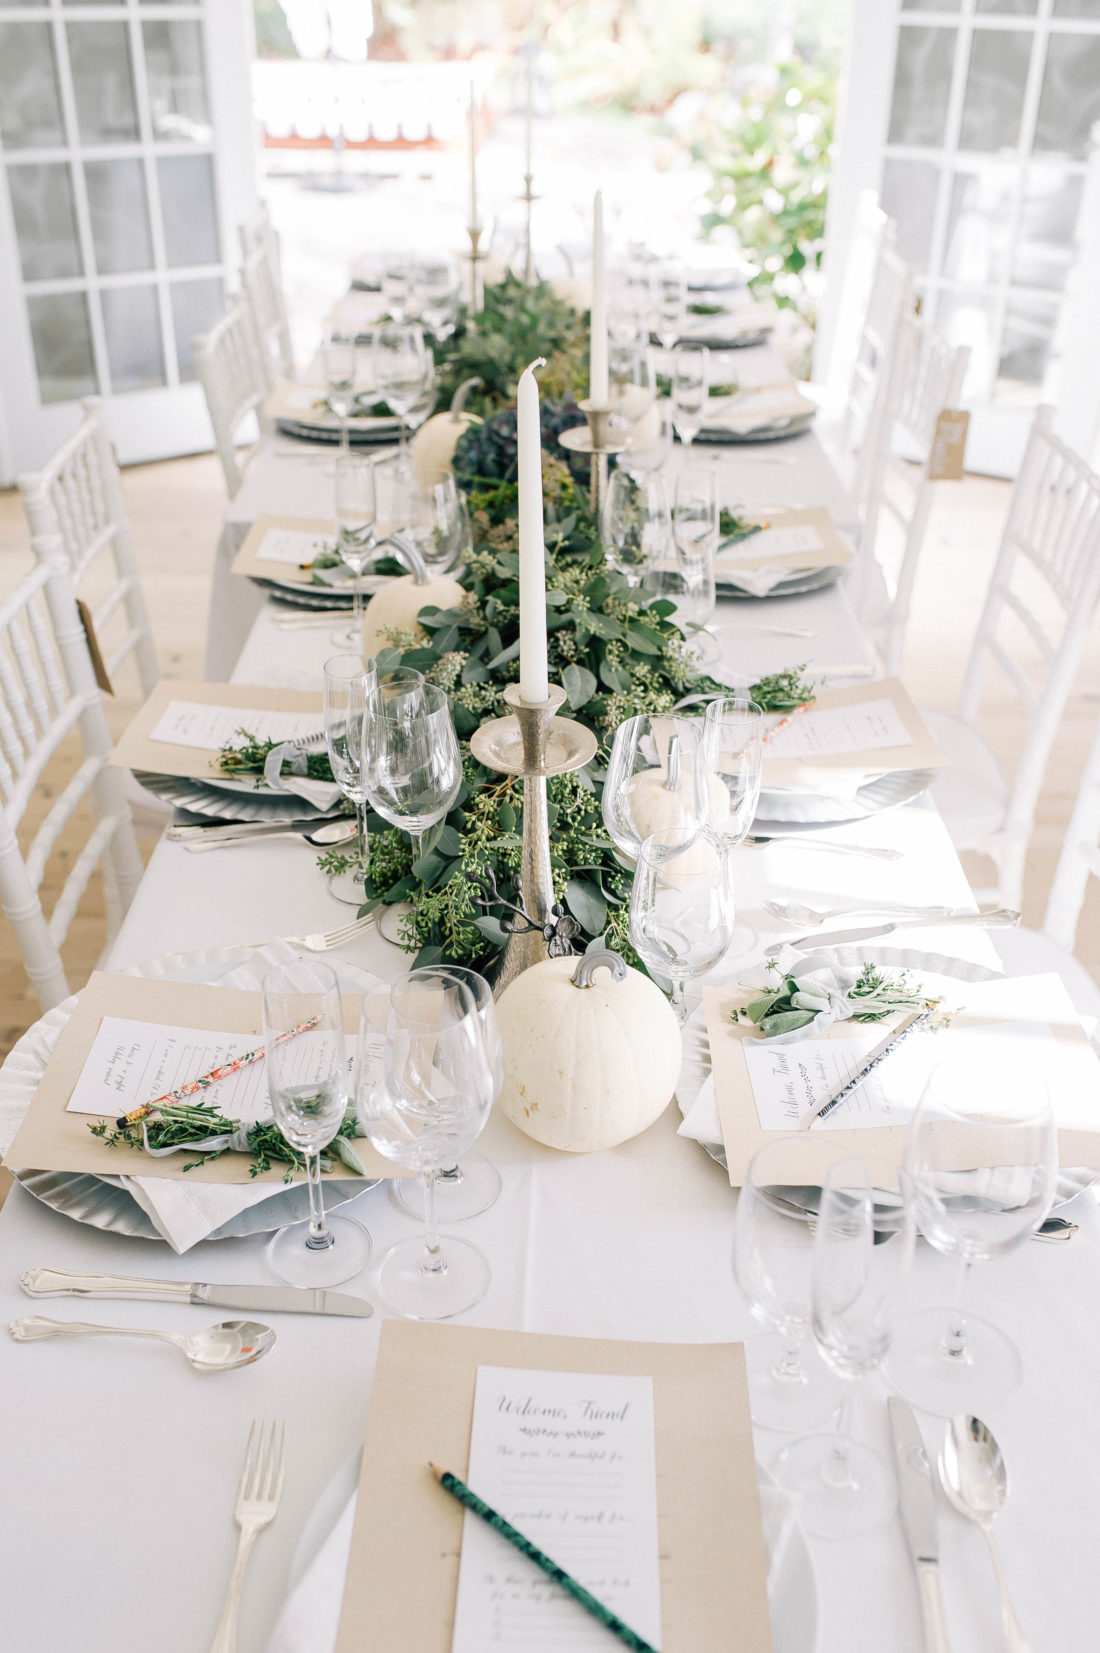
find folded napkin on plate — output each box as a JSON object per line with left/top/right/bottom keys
{"left": 716, "top": 563, "right": 798, "bottom": 598}
{"left": 673, "top": 302, "right": 775, "bottom": 348}
{"left": 263, "top": 738, "right": 344, "bottom": 813}
{"left": 262, "top": 1479, "right": 793, "bottom": 1653}
{"left": 120, "top": 941, "right": 380, "bottom": 1253}
{"left": 702, "top": 382, "right": 816, "bottom": 437}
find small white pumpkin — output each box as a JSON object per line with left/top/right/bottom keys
{"left": 411, "top": 376, "right": 483, "bottom": 488}
{"left": 496, "top": 950, "right": 681, "bottom": 1153}
{"left": 361, "top": 573, "right": 465, "bottom": 657}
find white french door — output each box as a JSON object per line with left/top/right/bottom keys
{"left": 821, "top": 0, "right": 1100, "bottom": 477}
{"left": 0, "top": 0, "right": 257, "bottom": 482}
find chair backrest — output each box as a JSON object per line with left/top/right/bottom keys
{"left": 240, "top": 241, "right": 294, "bottom": 390}
{"left": 0, "top": 541, "right": 144, "bottom": 1011}
{"left": 192, "top": 298, "right": 268, "bottom": 498}
{"left": 860, "top": 311, "right": 969, "bottom": 675}
{"left": 16, "top": 397, "right": 158, "bottom": 699}
{"left": 1042, "top": 705, "right": 1100, "bottom": 954}
{"left": 957, "top": 405, "right": 1100, "bottom": 911}
{"left": 841, "top": 232, "right": 916, "bottom": 512}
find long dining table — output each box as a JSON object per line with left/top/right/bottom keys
{"left": 1, "top": 365, "right": 1098, "bottom": 1653}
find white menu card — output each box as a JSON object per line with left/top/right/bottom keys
{"left": 765, "top": 696, "right": 912, "bottom": 759}
{"left": 450, "top": 1366, "right": 662, "bottom": 1652}
{"left": 256, "top": 527, "right": 334, "bottom": 566}
{"left": 148, "top": 700, "right": 322, "bottom": 752}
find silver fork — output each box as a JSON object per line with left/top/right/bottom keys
{"left": 247, "top": 912, "right": 378, "bottom": 952}
{"left": 208, "top": 1418, "right": 286, "bottom": 1653}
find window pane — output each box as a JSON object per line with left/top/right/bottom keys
{"left": 158, "top": 154, "right": 220, "bottom": 267}
{"left": 1035, "top": 35, "right": 1100, "bottom": 157}
{"left": 888, "top": 27, "right": 957, "bottom": 147}
{"left": 998, "top": 294, "right": 1057, "bottom": 396}
{"left": 7, "top": 163, "right": 82, "bottom": 281}
{"left": 101, "top": 284, "right": 165, "bottom": 392}
{"left": 1013, "top": 168, "right": 1083, "bottom": 290}
{"left": 901, "top": 0, "right": 961, "bottom": 10}
{"left": 84, "top": 158, "right": 153, "bottom": 274}
{"left": 934, "top": 288, "right": 999, "bottom": 400}
{"left": 942, "top": 164, "right": 1015, "bottom": 282}
{"left": 169, "top": 277, "right": 224, "bottom": 380}
{"left": 959, "top": 30, "right": 1032, "bottom": 152}
{"left": 0, "top": 22, "right": 64, "bottom": 148}
{"left": 142, "top": 20, "right": 212, "bottom": 143}
{"left": 67, "top": 21, "right": 138, "bottom": 143}
{"left": 1053, "top": 0, "right": 1100, "bottom": 15}
{"left": 976, "top": 0, "right": 1037, "bottom": 12}
{"left": 27, "top": 292, "right": 98, "bottom": 404}
{"left": 881, "top": 158, "right": 941, "bottom": 270}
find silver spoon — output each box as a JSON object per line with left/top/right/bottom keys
{"left": 765, "top": 898, "right": 954, "bottom": 927}
{"left": 939, "top": 1415, "right": 1031, "bottom": 1652}
{"left": 181, "top": 820, "right": 358, "bottom": 855}
{"left": 8, "top": 1316, "right": 276, "bottom": 1373}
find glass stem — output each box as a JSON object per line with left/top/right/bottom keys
{"left": 941, "top": 1254, "right": 973, "bottom": 1363}
{"left": 351, "top": 576, "right": 362, "bottom": 642}
{"left": 354, "top": 800, "right": 368, "bottom": 875}
{"left": 822, "top": 1380, "right": 858, "bottom": 1490}
{"left": 419, "top": 1169, "right": 446, "bottom": 1277}
{"left": 772, "top": 1330, "right": 805, "bottom": 1383}
{"left": 410, "top": 828, "right": 425, "bottom": 864}
{"left": 669, "top": 976, "right": 687, "bottom": 1021}
{"left": 304, "top": 1149, "right": 333, "bottom": 1250}
{"left": 438, "top": 1164, "right": 463, "bottom": 1184}
{"left": 340, "top": 413, "right": 349, "bottom": 456}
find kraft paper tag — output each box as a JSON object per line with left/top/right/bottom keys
{"left": 929, "top": 409, "right": 970, "bottom": 480}
{"left": 76, "top": 600, "right": 114, "bottom": 696}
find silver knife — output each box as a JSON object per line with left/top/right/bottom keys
{"left": 888, "top": 1397, "right": 953, "bottom": 1653}
{"left": 766, "top": 906, "right": 1020, "bottom": 956}
{"left": 20, "top": 1266, "right": 372, "bottom": 1318}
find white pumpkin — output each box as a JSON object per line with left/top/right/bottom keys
{"left": 361, "top": 573, "right": 465, "bottom": 657}
{"left": 495, "top": 950, "right": 681, "bottom": 1153}
{"left": 411, "top": 375, "right": 483, "bottom": 488}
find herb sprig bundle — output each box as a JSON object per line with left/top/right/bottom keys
{"left": 89, "top": 1101, "right": 369, "bottom": 1182}
{"left": 739, "top": 962, "right": 944, "bottom": 1040}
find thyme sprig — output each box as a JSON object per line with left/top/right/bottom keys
{"left": 89, "top": 1101, "right": 368, "bottom": 1183}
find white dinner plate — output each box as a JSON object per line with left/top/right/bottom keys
{"left": 698, "top": 408, "right": 817, "bottom": 444}
{"left": 275, "top": 415, "right": 400, "bottom": 446}
{"left": 0, "top": 944, "right": 384, "bottom": 1243}
{"left": 131, "top": 769, "right": 332, "bottom": 821}
{"left": 755, "top": 768, "right": 937, "bottom": 825}
{"left": 716, "top": 564, "right": 845, "bottom": 599}
{"left": 285, "top": 1451, "right": 819, "bottom": 1653}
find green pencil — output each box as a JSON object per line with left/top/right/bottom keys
{"left": 431, "top": 1463, "right": 661, "bottom": 1653}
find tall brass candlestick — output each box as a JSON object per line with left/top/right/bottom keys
{"left": 469, "top": 683, "right": 597, "bottom": 993}
{"left": 521, "top": 175, "right": 537, "bottom": 285}
{"left": 558, "top": 401, "right": 629, "bottom": 519}
{"left": 465, "top": 224, "right": 487, "bottom": 314}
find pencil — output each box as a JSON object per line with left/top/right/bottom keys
{"left": 430, "top": 1463, "right": 661, "bottom": 1653}
{"left": 803, "top": 1007, "right": 937, "bottom": 1129}
{"left": 114, "top": 1016, "right": 321, "bottom": 1128}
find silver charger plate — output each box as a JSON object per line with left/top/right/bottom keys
{"left": 717, "top": 564, "right": 844, "bottom": 599}
{"left": 275, "top": 416, "right": 400, "bottom": 447}
{"left": 132, "top": 769, "right": 329, "bottom": 822}
{"left": 697, "top": 408, "right": 816, "bottom": 444}
{"left": 756, "top": 767, "right": 937, "bottom": 825}
{"left": 251, "top": 570, "right": 388, "bottom": 608}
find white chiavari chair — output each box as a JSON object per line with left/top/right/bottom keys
{"left": 926, "top": 407, "right": 1100, "bottom": 915}
{"left": 192, "top": 296, "right": 269, "bottom": 498}
{"left": 0, "top": 541, "right": 144, "bottom": 1012}
{"left": 240, "top": 240, "right": 294, "bottom": 390}
{"left": 15, "top": 397, "right": 158, "bottom": 699}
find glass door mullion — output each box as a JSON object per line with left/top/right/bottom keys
{"left": 922, "top": 1, "right": 977, "bottom": 322}
{"left": 49, "top": 3, "right": 111, "bottom": 397}
{"left": 126, "top": 0, "right": 180, "bottom": 389}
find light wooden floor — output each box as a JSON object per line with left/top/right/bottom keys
{"left": 1, "top": 455, "right": 1098, "bottom": 1062}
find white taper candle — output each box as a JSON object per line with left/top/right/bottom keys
{"left": 468, "top": 81, "right": 480, "bottom": 231}
{"left": 517, "top": 357, "right": 549, "bottom": 704}
{"left": 589, "top": 189, "right": 609, "bottom": 409}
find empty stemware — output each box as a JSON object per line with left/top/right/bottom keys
{"left": 372, "top": 321, "right": 428, "bottom": 470}
{"left": 603, "top": 712, "right": 725, "bottom": 860}
{"left": 362, "top": 678, "right": 462, "bottom": 861}
{"left": 628, "top": 825, "right": 736, "bottom": 1020}
{"left": 331, "top": 453, "right": 377, "bottom": 649}
{"left": 671, "top": 345, "right": 709, "bottom": 449}
{"left": 670, "top": 466, "right": 719, "bottom": 664}
{"left": 601, "top": 468, "right": 670, "bottom": 587}
{"left": 650, "top": 260, "right": 686, "bottom": 354}
{"left": 324, "top": 333, "right": 357, "bottom": 456}
{"left": 323, "top": 653, "right": 378, "bottom": 905}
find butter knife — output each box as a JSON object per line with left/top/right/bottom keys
{"left": 20, "top": 1266, "right": 372, "bottom": 1318}
{"left": 889, "top": 1397, "right": 952, "bottom": 1653}
{"left": 765, "top": 906, "right": 1020, "bottom": 956}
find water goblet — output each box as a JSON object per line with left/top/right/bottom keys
{"left": 357, "top": 970, "right": 496, "bottom": 1318}
{"left": 330, "top": 452, "right": 377, "bottom": 648}
{"left": 671, "top": 345, "right": 709, "bottom": 448}
{"left": 362, "top": 679, "right": 462, "bottom": 860}
{"left": 887, "top": 1067, "right": 1056, "bottom": 1415}
{"left": 701, "top": 692, "right": 765, "bottom": 957}
{"left": 629, "top": 825, "right": 736, "bottom": 1020}
{"left": 404, "top": 358, "right": 438, "bottom": 437}
{"left": 775, "top": 1154, "right": 915, "bottom": 1538}
{"left": 416, "top": 258, "right": 461, "bottom": 343}
{"left": 262, "top": 959, "right": 372, "bottom": 1287}
{"left": 609, "top": 343, "right": 656, "bottom": 436}
{"left": 382, "top": 256, "right": 412, "bottom": 322}
{"left": 603, "top": 713, "right": 723, "bottom": 860}
{"left": 650, "top": 260, "right": 686, "bottom": 354}
{"left": 322, "top": 653, "right": 378, "bottom": 906}
{"left": 392, "top": 964, "right": 504, "bottom": 1222}
{"left": 601, "top": 469, "right": 670, "bottom": 587}
{"left": 671, "top": 466, "right": 719, "bottom": 664}
{"left": 373, "top": 322, "right": 428, "bottom": 470}
{"left": 391, "top": 468, "right": 466, "bottom": 574}
{"left": 324, "top": 333, "right": 357, "bottom": 456}
{"left": 620, "top": 397, "right": 673, "bottom": 477}
{"left": 733, "top": 1138, "right": 845, "bottom": 1431}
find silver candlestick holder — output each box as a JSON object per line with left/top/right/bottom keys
{"left": 469, "top": 682, "right": 597, "bottom": 994}
{"left": 520, "top": 175, "right": 537, "bottom": 285}
{"left": 464, "top": 224, "right": 488, "bottom": 314}
{"left": 558, "top": 399, "right": 629, "bottom": 519}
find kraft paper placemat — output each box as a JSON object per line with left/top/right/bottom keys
{"left": 7, "top": 972, "right": 395, "bottom": 1183}
{"left": 761, "top": 676, "right": 946, "bottom": 789}
{"left": 335, "top": 1321, "right": 774, "bottom": 1653}
{"left": 110, "top": 678, "right": 322, "bottom": 784}
{"left": 715, "top": 506, "right": 852, "bottom": 575}
{"left": 705, "top": 971, "right": 1100, "bottom": 1188}
{"left": 232, "top": 514, "right": 336, "bottom": 587}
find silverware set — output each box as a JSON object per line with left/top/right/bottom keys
{"left": 763, "top": 905, "right": 1021, "bottom": 958}
{"left": 891, "top": 1400, "right": 1032, "bottom": 1653}
{"left": 167, "top": 816, "right": 357, "bottom": 853}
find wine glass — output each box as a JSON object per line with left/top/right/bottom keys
{"left": 887, "top": 1067, "right": 1057, "bottom": 1415}
{"left": 357, "top": 969, "right": 496, "bottom": 1318}
{"left": 323, "top": 654, "right": 378, "bottom": 906}
{"left": 609, "top": 343, "right": 656, "bottom": 438}
{"left": 603, "top": 712, "right": 723, "bottom": 860}
{"left": 392, "top": 964, "right": 504, "bottom": 1222}
{"left": 702, "top": 693, "right": 765, "bottom": 957}
{"left": 381, "top": 256, "right": 412, "bottom": 322}
{"left": 629, "top": 825, "right": 736, "bottom": 1021}
{"left": 324, "top": 333, "right": 357, "bottom": 456}
{"left": 362, "top": 678, "right": 462, "bottom": 860}
{"left": 650, "top": 260, "right": 686, "bottom": 354}
{"left": 416, "top": 257, "right": 461, "bottom": 343}
{"left": 331, "top": 453, "right": 377, "bottom": 649}
{"left": 601, "top": 469, "right": 669, "bottom": 587}
{"left": 262, "top": 959, "right": 372, "bottom": 1288}
{"left": 372, "top": 322, "right": 428, "bottom": 470}
{"left": 404, "top": 358, "right": 438, "bottom": 437}
{"left": 392, "top": 469, "right": 466, "bottom": 574}
{"left": 671, "top": 345, "right": 709, "bottom": 449}
{"left": 620, "top": 396, "right": 673, "bottom": 477}
{"left": 670, "top": 466, "right": 719, "bottom": 665}
{"left": 775, "top": 1154, "right": 915, "bottom": 1538}
{"left": 733, "top": 1138, "right": 845, "bottom": 1432}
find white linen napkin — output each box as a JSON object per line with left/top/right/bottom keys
{"left": 702, "top": 382, "right": 816, "bottom": 437}
{"left": 715, "top": 563, "right": 794, "bottom": 597}
{"left": 262, "top": 1479, "right": 794, "bottom": 1653}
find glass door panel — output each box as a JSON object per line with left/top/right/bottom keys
{"left": 0, "top": 22, "right": 64, "bottom": 147}
{"left": 888, "top": 27, "right": 957, "bottom": 145}
{"left": 84, "top": 157, "right": 153, "bottom": 272}
{"left": 7, "top": 162, "right": 82, "bottom": 280}
{"left": 157, "top": 152, "right": 219, "bottom": 265}
{"left": 958, "top": 31, "right": 1033, "bottom": 151}
{"left": 26, "top": 291, "right": 96, "bottom": 403}
{"left": 66, "top": 22, "right": 140, "bottom": 143}
{"left": 1034, "top": 36, "right": 1100, "bottom": 155}
{"left": 142, "top": 20, "right": 212, "bottom": 143}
